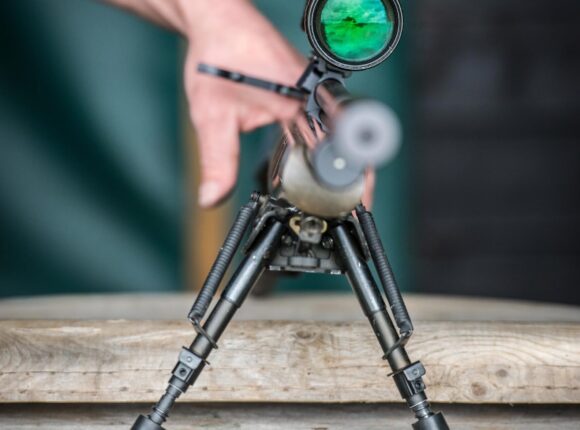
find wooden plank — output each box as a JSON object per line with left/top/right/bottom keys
{"left": 0, "top": 320, "right": 578, "bottom": 404}
{"left": 1, "top": 403, "right": 579, "bottom": 430}
{"left": 1, "top": 293, "right": 580, "bottom": 322}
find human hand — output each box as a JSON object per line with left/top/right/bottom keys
{"left": 182, "top": 0, "right": 306, "bottom": 207}
{"left": 104, "top": 0, "right": 375, "bottom": 208}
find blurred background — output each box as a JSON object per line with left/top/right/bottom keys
{"left": 1, "top": 0, "right": 579, "bottom": 304}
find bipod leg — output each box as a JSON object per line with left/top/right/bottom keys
{"left": 332, "top": 223, "right": 449, "bottom": 430}
{"left": 131, "top": 220, "right": 285, "bottom": 430}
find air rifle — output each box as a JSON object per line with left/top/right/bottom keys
{"left": 132, "top": 1, "right": 449, "bottom": 429}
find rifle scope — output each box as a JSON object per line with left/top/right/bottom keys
{"left": 304, "top": 0, "right": 403, "bottom": 71}
{"left": 197, "top": 0, "right": 405, "bottom": 216}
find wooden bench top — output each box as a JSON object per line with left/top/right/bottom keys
{"left": 1, "top": 292, "right": 579, "bottom": 321}
{"left": 0, "top": 294, "right": 578, "bottom": 406}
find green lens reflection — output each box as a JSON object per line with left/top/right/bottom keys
{"left": 320, "top": 0, "right": 394, "bottom": 63}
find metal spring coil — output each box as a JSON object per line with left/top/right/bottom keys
{"left": 356, "top": 204, "right": 413, "bottom": 334}
{"left": 188, "top": 199, "right": 258, "bottom": 322}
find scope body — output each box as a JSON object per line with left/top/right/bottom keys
{"left": 304, "top": 0, "right": 403, "bottom": 71}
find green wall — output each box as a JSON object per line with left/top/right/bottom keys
{"left": 0, "top": 1, "right": 183, "bottom": 296}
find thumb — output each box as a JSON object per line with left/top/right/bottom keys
{"left": 195, "top": 116, "right": 240, "bottom": 208}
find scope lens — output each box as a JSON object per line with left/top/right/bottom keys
{"left": 317, "top": 0, "right": 396, "bottom": 64}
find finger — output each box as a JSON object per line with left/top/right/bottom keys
{"left": 195, "top": 115, "right": 240, "bottom": 208}
{"left": 362, "top": 169, "right": 376, "bottom": 209}
{"left": 239, "top": 109, "right": 275, "bottom": 132}
{"left": 272, "top": 98, "right": 301, "bottom": 123}
{"left": 238, "top": 96, "right": 300, "bottom": 131}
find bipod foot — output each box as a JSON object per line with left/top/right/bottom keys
{"left": 132, "top": 415, "right": 165, "bottom": 430}
{"left": 129, "top": 212, "right": 286, "bottom": 430}
{"left": 413, "top": 412, "right": 449, "bottom": 430}
{"left": 331, "top": 221, "right": 449, "bottom": 429}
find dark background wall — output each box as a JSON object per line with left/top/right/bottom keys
{"left": 412, "top": 0, "right": 580, "bottom": 304}
{"left": 1, "top": 0, "right": 579, "bottom": 306}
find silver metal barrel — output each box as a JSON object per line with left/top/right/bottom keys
{"left": 269, "top": 79, "right": 402, "bottom": 218}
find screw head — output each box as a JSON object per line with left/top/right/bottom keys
{"left": 321, "top": 236, "right": 334, "bottom": 249}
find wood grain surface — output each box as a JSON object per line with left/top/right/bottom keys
{"left": 1, "top": 403, "right": 579, "bottom": 430}
{"left": 0, "top": 319, "right": 578, "bottom": 404}
{"left": 1, "top": 293, "right": 580, "bottom": 322}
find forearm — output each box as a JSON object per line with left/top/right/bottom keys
{"left": 103, "top": 0, "right": 255, "bottom": 45}
{"left": 102, "top": 0, "right": 201, "bottom": 36}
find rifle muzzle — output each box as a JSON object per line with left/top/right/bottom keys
{"left": 311, "top": 79, "right": 402, "bottom": 188}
